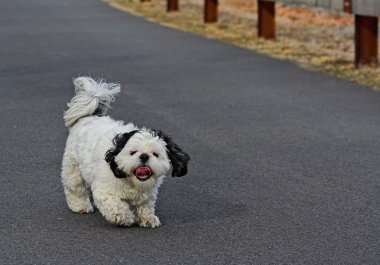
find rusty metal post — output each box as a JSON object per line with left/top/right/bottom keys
{"left": 343, "top": 0, "right": 352, "bottom": 13}
{"left": 204, "top": 0, "right": 218, "bottom": 23}
{"left": 355, "top": 15, "right": 378, "bottom": 67}
{"left": 258, "top": 0, "right": 275, "bottom": 40}
{"left": 167, "top": 0, "right": 179, "bottom": 12}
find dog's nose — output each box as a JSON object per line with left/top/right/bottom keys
{"left": 139, "top": 153, "right": 149, "bottom": 163}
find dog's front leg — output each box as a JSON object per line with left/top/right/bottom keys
{"left": 93, "top": 190, "right": 135, "bottom": 226}
{"left": 136, "top": 199, "right": 161, "bottom": 228}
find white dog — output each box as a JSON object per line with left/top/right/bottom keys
{"left": 61, "top": 77, "right": 190, "bottom": 227}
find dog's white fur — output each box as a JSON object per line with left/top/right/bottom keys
{"left": 61, "top": 77, "right": 189, "bottom": 227}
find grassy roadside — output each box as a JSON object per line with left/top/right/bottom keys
{"left": 106, "top": 0, "right": 380, "bottom": 91}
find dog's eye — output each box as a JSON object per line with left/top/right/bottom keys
{"left": 152, "top": 152, "right": 159, "bottom": 158}
{"left": 130, "top": 151, "right": 137, "bottom": 156}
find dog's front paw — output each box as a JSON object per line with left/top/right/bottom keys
{"left": 67, "top": 200, "right": 94, "bottom": 214}
{"left": 75, "top": 205, "right": 94, "bottom": 214}
{"left": 139, "top": 215, "right": 161, "bottom": 228}
{"left": 105, "top": 212, "right": 136, "bottom": 227}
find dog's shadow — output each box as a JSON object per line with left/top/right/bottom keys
{"left": 61, "top": 176, "right": 247, "bottom": 228}
{"left": 155, "top": 179, "right": 247, "bottom": 225}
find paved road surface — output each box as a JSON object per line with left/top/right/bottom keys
{"left": 1, "top": 0, "right": 379, "bottom": 264}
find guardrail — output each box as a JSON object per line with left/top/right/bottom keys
{"left": 352, "top": 0, "right": 379, "bottom": 66}
{"left": 258, "top": 0, "right": 276, "bottom": 40}
{"left": 158, "top": 0, "right": 378, "bottom": 67}
{"left": 167, "top": 0, "right": 179, "bottom": 11}
{"left": 205, "top": 0, "right": 218, "bottom": 22}
{"left": 253, "top": 0, "right": 378, "bottom": 67}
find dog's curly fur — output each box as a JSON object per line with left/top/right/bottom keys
{"left": 61, "top": 77, "right": 190, "bottom": 227}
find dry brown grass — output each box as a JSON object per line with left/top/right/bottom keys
{"left": 107, "top": 0, "right": 380, "bottom": 90}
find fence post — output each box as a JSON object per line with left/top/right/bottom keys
{"left": 355, "top": 15, "right": 378, "bottom": 67}
{"left": 167, "top": 0, "right": 179, "bottom": 12}
{"left": 204, "top": 0, "right": 218, "bottom": 23}
{"left": 343, "top": 0, "right": 352, "bottom": 13}
{"left": 258, "top": 0, "right": 275, "bottom": 40}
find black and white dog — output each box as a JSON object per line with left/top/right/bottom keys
{"left": 61, "top": 77, "right": 190, "bottom": 227}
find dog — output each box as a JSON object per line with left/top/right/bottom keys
{"left": 61, "top": 77, "right": 190, "bottom": 227}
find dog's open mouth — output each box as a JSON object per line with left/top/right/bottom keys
{"left": 134, "top": 166, "right": 152, "bottom": 181}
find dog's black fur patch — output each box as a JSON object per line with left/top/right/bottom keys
{"left": 152, "top": 129, "right": 190, "bottom": 177}
{"left": 105, "top": 130, "right": 139, "bottom": 178}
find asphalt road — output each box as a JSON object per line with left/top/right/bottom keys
{"left": 1, "top": 0, "right": 379, "bottom": 264}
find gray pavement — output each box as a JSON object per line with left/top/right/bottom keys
{"left": 1, "top": 0, "right": 379, "bottom": 264}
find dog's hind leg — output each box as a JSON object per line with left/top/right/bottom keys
{"left": 61, "top": 154, "right": 94, "bottom": 214}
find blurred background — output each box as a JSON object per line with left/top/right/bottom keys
{"left": 111, "top": 0, "right": 380, "bottom": 90}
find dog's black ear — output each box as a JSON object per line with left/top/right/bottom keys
{"left": 105, "top": 130, "right": 139, "bottom": 178}
{"left": 153, "top": 130, "right": 190, "bottom": 177}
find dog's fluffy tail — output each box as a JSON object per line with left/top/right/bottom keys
{"left": 63, "top": 76, "right": 120, "bottom": 127}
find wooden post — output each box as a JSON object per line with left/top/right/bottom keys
{"left": 258, "top": 0, "right": 275, "bottom": 40}
{"left": 167, "top": 0, "right": 179, "bottom": 12}
{"left": 343, "top": 0, "right": 352, "bottom": 13}
{"left": 204, "top": 0, "right": 218, "bottom": 23}
{"left": 355, "top": 15, "right": 378, "bottom": 67}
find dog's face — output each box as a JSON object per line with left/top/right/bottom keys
{"left": 105, "top": 129, "right": 190, "bottom": 188}
{"left": 116, "top": 130, "right": 171, "bottom": 183}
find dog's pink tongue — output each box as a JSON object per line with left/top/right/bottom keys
{"left": 135, "top": 167, "right": 152, "bottom": 179}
